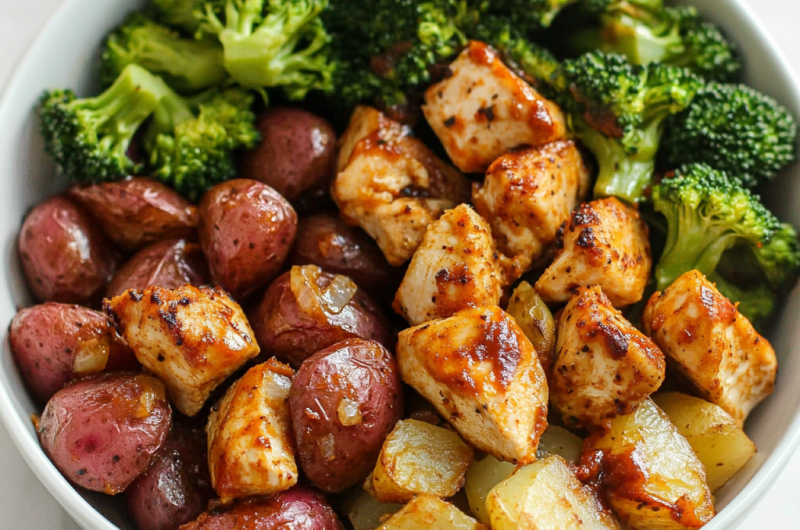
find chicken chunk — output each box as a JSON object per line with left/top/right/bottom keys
{"left": 333, "top": 106, "right": 471, "bottom": 266}
{"left": 396, "top": 306, "right": 548, "bottom": 465}
{"left": 551, "top": 287, "right": 665, "bottom": 430}
{"left": 423, "top": 41, "right": 566, "bottom": 174}
{"left": 643, "top": 270, "right": 777, "bottom": 426}
{"left": 473, "top": 141, "right": 591, "bottom": 279}
{"left": 103, "top": 285, "right": 260, "bottom": 416}
{"left": 207, "top": 359, "right": 297, "bottom": 503}
{"left": 535, "top": 197, "right": 651, "bottom": 307}
{"left": 393, "top": 204, "right": 504, "bottom": 325}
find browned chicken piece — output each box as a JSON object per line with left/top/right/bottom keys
{"left": 103, "top": 285, "right": 260, "bottom": 416}
{"left": 207, "top": 359, "right": 297, "bottom": 504}
{"left": 396, "top": 306, "right": 549, "bottom": 465}
{"left": 551, "top": 286, "right": 665, "bottom": 430}
{"left": 643, "top": 270, "right": 777, "bottom": 426}
{"left": 332, "top": 106, "right": 471, "bottom": 266}
{"left": 422, "top": 41, "right": 566, "bottom": 174}
{"left": 535, "top": 197, "right": 651, "bottom": 307}
{"left": 393, "top": 204, "right": 504, "bottom": 325}
{"left": 473, "top": 141, "right": 591, "bottom": 280}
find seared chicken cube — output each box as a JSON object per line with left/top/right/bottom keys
{"left": 207, "top": 359, "right": 297, "bottom": 503}
{"left": 535, "top": 197, "right": 651, "bottom": 307}
{"left": 333, "top": 106, "right": 470, "bottom": 266}
{"left": 423, "top": 41, "right": 566, "bottom": 174}
{"left": 393, "top": 204, "right": 504, "bottom": 325}
{"left": 643, "top": 270, "right": 777, "bottom": 426}
{"left": 473, "top": 141, "right": 591, "bottom": 279}
{"left": 396, "top": 306, "right": 549, "bottom": 465}
{"left": 103, "top": 285, "right": 260, "bottom": 416}
{"left": 551, "top": 286, "right": 665, "bottom": 430}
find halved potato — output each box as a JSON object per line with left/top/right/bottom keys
{"left": 377, "top": 494, "right": 486, "bottom": 530}
{"left": 586, "top": 398, "right": 714, "bottom": 529}
{"left": 342, "top": 486, "right": 403, "bottom": 530}
{"left": 465, "top": 454, "right": 516, "bottom": 525}
{"left": 653, "top": 392, "right": 756, "bottom": 492}
{"left": 486, "top": 455, "right": 619, "bottom": 530}
{"left": 366, "top": 419, "right": 474, "bottom": 503}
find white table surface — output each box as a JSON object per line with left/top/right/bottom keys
{"left": 1, "top": 0, "right": 799, "bottom": 528}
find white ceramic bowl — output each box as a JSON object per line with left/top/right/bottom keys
{"left": 0, "top": 0, "right": 798, "bottom": 529}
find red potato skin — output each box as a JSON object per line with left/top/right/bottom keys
{"left": 9, "top": 303, "right": 137, "bottom": 403}
{"left": 37, "top": 372, "right": 172, "bottom": 494}
{"left": 107, "top": 239, "right": 210, "bottom": 298}
{"left": 198, "top": 180, "right": 297, "bottom": 299}
{"left": 19, "top": 196, "right": 116, "bottom": 304}
{"left": 239, "top": 107, "right": 337, "bottom": 203}
{"left": 250, "top": 271, "right": 394, "bottom": 368}
{"left": 289, "top": 339, "right": 403, "bottom": 493}
{"left": 126, "top": 424, "right": 214, "bottom": 530}
{"left": 68, "top": 177, "right": 198, "bottom": 252}
{"left": 288, "top": 213, "right": 404, "bottom": 301}
{"left": 178, "top": 486, "right": 344, "bottom": 530}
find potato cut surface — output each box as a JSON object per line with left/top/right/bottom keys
{"left": 376, "top": 494, "right": 487, "bottom": 530}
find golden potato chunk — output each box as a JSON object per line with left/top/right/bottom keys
{"left": 586, "top": 398, "right": 714, "bottom": 529}
{"left": 206, "top": 359, "right": 297, "bottom": 504}
{"left": 103, "top": 285, "right": 260, "bottom": 416}
{"left": 397, "top": 306, "right": 549, "bottom": 465}
{"left": 535, "top": 197, "right": 652, "bottom": 307}
{"left": 536, "top": 425, "right": 584, "bottom": 464}
{"left": 643, "top": 270, "right": 777, "bottom": 426}
{"left": 377, "top": 494, "right": 487, "bottom": 530}
{"left": 487, "top": 455, "right": 619, "bottom": 530}
{"left": 333, "top": 106, "right": 470, "bottom": 266}
{"left": 393, "top": 204, "right": 504, "bottom": 325}
{"left": 551, "top": 286, "right": 665, "bottom": 429}
{"left": 465, "top": 454, "right": 516, "bottom": 525}
{"left": 366, "top": 419, "right": 474, "bottom": 503}
{"left": 423, "top": 41, "right": 566, "bottom": 173}
{"left": 473, "top": 141, "right": 591, "bottom": 279}
{"left": 342, "top": 487, "right": 403, "bottom": 530}
{"left": 653, "top": 392, "right": 756, "bottom": 492}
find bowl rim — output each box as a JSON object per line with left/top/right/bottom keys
{"left": 0, "top": 0, "right": 799, "bottom": 529}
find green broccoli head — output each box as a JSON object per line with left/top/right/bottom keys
{"left": 570, "top": 1, "right": 740, "bottom": 82}
{"left": 709, "top": 273, "right": 776, "bottom": 330}
{"left": 39, "top": 64, "right": 172, "bottom": 183}
{"left": 197, "top": 0, "right": 333, "bottom": 99}
{"left": 150, "top": 0, "right": 203, "bottom": 34}
{"left": 486, "top": 0, "right": 580, "bottom": 29}
{"left": 664, "top": 83, "right": 797, "bottom": 188}
{"left": 145, "top": 87, "right": 260, "bottom": 201}
{"left": 101, "top": 13, "right": 227, "bottom": 93}
{"left": 563, "top": 51, "right": 702, "bottom": 202}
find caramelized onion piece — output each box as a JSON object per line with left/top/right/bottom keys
{"left": 290, "top": 265, "right": 358, "bottom": 321}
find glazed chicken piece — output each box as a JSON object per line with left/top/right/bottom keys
{"left": 535, "top": 197, "right": 651, "bottom": 307}
{"left": 393, "top": 204, "right": 504, "bottom": 325}
{"left": 332, "top": 106, "right": 471, "bottom": 266}
{"left": 103, "top": 285, "right": 260, "bottom": 416}
{"left": 423, "top": 41, "right": 566, "bottom": 174}
{"left": 207, "top": 359, "right": 297, "bottom": 504}
{"left": 643, "top": 270, "right": 777, "bottom": 426}
{"left": 473, "top": 141, "right": 591, "bottom": 280}
{"left": 551, "top": 287, "right": 665, "bottom": 430}
{"left": 396, "top": 306, "right": 549, "bottom": 465}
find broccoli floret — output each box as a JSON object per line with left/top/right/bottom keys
{"left": 101, "top": 13, "right": 227, "bottom": 93}
{"left": 664, "top": 83, "right": 797, "bottom": 188}
{"left": 145, "top": 87, "right": 260, "bottom": 201}
{"left": 570, "top": 1, "right": 740, "bottom": 82}
{"left": 709, "top": 273, "right": 776, "bottom": 329}
{"left": 150, "top": 0, "right": 203, "bottom": 34}
{"left": 563, "top": 51, "right": 702, "bottom": 203}
{"left": 197, "top": 0, "right": 333, "bottom": 100}
{"left": 486, "top": 0, "right": 580, "bottom": 30}
{"left": 39, "top": 64, "right": 172, "bottom": 183}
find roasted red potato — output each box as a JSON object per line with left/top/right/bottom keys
{"left": 37, "top": 372, "right": 172, "bottom": 494}
{"left": 289, "top": 338, "right": 403, "bottom": 493}
{"left": 125, "top": 424, "right": 214, "bottom": 530}
{"left": 250, "top": 266, "right": 394, "bottom": 367}
{"left": 239, "top": 107, "right": 337, "bottom": 203}
{"left": 198, "top": 179, "right": 297, "bottom": 298}
{"left": 107, "top": 239, "right": 210, "bottom": 298}
{"left": 10, "top": 303, "right": 136, "bottom": 402}
{"left": 19, "top": 196, "right": 116, "bottom": 304}
{"left": 68, "top": 177, "right": 197, "bottom": 252}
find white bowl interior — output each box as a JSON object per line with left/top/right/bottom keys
{"left": 0, "top": 0, "right": 797, "bottom": 529}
